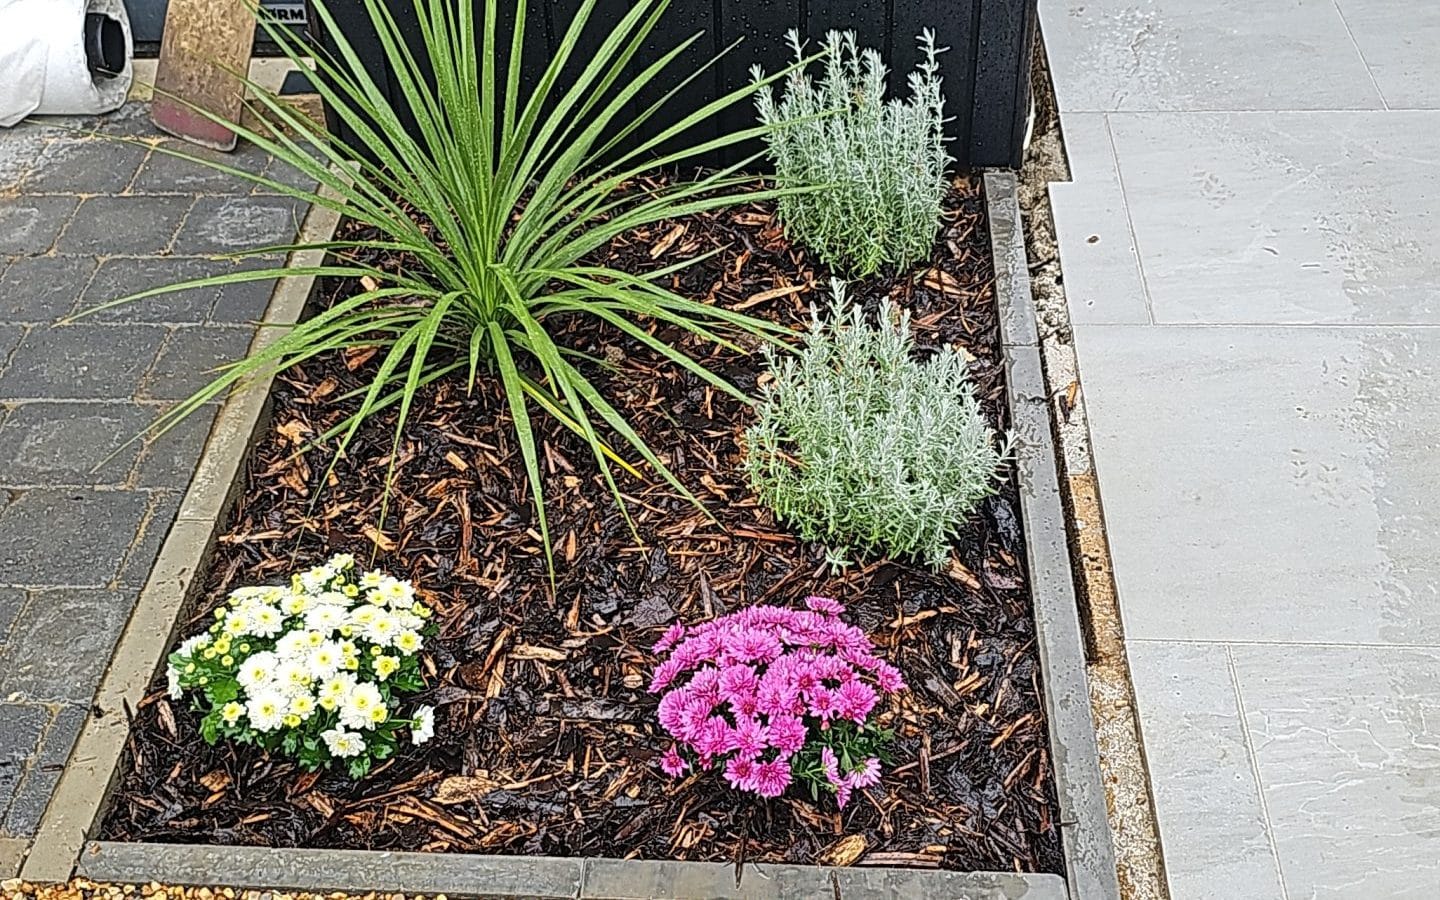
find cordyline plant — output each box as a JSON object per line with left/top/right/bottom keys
{"left": 74, "top": 0, "right": 808, "bottom": 568}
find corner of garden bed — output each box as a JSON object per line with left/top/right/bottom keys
{"left": 17, "top": 173, "right": 1117, "bottom": 900}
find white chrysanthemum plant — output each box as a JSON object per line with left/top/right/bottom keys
{"left": 166, "top": 553, "right": 437, "bottom": 778}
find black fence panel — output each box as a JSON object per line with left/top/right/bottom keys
{"left": 305, "top": 0, "right": 1036, "bottom": 170}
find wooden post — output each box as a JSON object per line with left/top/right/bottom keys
{"left": 150, "top": 0, "right": 257, "bottom": 150}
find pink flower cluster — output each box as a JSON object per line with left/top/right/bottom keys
{"left": 650, "top": 597, "right": 905, "bottom": 804}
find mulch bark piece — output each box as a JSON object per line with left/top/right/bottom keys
{"left": 101, "top": 175, "right": 1065, "bottom": 876}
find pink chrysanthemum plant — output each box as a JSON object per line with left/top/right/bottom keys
{"left": 649, "top": 597, "right": 906, "bottom": 808}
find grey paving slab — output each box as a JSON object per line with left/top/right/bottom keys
{"left": 1127, "top": 642, "right": 1285, "bottom": 900}
{"left": 0, "top": 324, "right": 166, "bottom": 400}
{"left": 56, "top": 196, "right": 194, "bottom": 255}
{"left": 19, "top": 138, "right": 148, "bottom": 195}
{"left": 132, "top": 142, "right": 269, "bottom": 195}
{"left": 0, "top": 489, "right": 150, "bottom": 587}
{"left": 0, "top": 198, "right": 80, "bottom": 255}
{"left": 1335, "top": 0, "right": 1440, "bottom": 110}
{"left": 1075, "top": 324, "right": 1440, "bottom": 645}
{"left": 0, "top": 589, "right": 136, "bottom": 703}
{"left": 0, "top": 588, "right": 22, "bottom": 639}
{"left": 0, "top": 126, "right": 49, "bottom": 190}
{"left": 172, "top": 195, "right": 307, "bottom": 254}
{"left": 0, "top": 402, "right": 148, "bottom": 486}
{"left": 1233, "top": 643, "right": 1440, "bottom": 899}
{"left": 1106, "top": 110, "right": 1440, "bottom": 325}
{"left": 80, "top": 256, "right": 228, "bottom": 323}
{"left": 116, "top": 491, "right": 181, "bottom": 589}
{"left": 0, "top": 256, "right": 100, "bottom": 323}
{"left": 140, "top": 325, "right": 255, "bottom": 401}
{"left": 0, "top": 705, "right": 48, "bottom": 824}
{"left": 1048, "top": 113, "right": 1150, "bottom": 324}
{"left": 3, "top": 704, "right": 86, "bottom": 836}
{"left": 1039, "top": 0, "right": 1383, "bottom": 113}
{"left": 132, "top": 407, "right": 217, "bottom": 490}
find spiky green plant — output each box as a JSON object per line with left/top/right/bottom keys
{"left": 76, "top": 0, "right": 806, "bottom": 568}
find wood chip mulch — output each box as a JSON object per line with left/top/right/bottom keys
{"left": 99, "top": 175, "right": 1065, "bottom": 876}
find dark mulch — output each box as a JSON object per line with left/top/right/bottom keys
{"left": 101, "top": 175, "right": 1064, "bottom": 875}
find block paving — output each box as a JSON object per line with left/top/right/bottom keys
{"left": 0, "top": 102, "right": 311, "bottom": 839}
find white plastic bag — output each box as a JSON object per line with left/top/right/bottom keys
{"left": 0, "top": 0, "right": 133, "bottom": 127}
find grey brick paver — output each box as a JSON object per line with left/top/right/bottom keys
{"left": 0, "top": 589, "right": 137, "bottom": 703}
{"left": 0, "top": 402, "right": 149, "bottom": 486}
{"left": 20, "top": 138, "right": 149, "bottom": 195}
{"left": 57, "top": 196, "right": 194, "bottom": 255}
{"left": 134, "top": 142, "right": 269, "bottom": 195}
{"left": 0, "top": 324, "right": 166, "bottom": 400}
{"left": 141, "top": 325, "right": 255, "bottom": 402}
{"left": 0, "top": 489, "right": 150, "bottom": 586}
{"left": 0, "top": 589, "right": 22, "bottom": 639}
{"left": 0, "top": 127, "right": 49, "bottom": 190}
{"left": 132, "top": 407, "right": 217, "bottom": 490}
{"left": 0, "top": 256, "right": 100, "bottom": 322}
{"left": 81, "top": 256, "right": 228, "bottom": 323}
{"left": 172, "top": 195, "right": 307, "bottom": 253}
{"left": 208, "top": 255, "right": 287, "bottom": 323}
{"left": 3, "top": 705, "right": 87, "bottom": 836}
{"left": 0, "top": 324, "right": 25, "bottom": 370}
{"left": 0, "top": 197, "right": 79, "bottom": 254}
{"left": 116, "top": 491, "right": 181, "bottom": 589}
{"left": 0, "top": 705, "right": 48, "bottom": 823}
{"left": 256, "top": 154, "right": 323, "bottom": 194}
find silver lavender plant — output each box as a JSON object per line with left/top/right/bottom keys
{"left": 753, "top": 30, "right": 951, "bottom": 278}
{"left": 744, "top": 282, "right": 1008, "bottom": 569}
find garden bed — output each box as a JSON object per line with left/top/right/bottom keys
{"left": 42, "top": 173, "right": 1111, "bottom": 898}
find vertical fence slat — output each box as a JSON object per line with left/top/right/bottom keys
{"left": 714, "top": 0, "right": 793, "bottom": 164}
{"left": 807, "top": 0, "right": 885, "bottom": 44}
{"left": 969, "top": 0, "right": 1034, "bottom": 167}
{"left": 891, "top": 0, "right": 979, "bottom": 169}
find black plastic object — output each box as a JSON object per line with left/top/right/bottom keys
{"left": 84, "top": 12, "right": 126, "bottom": 79}
{"left": 303, "top": 0, "right": 1038, "bottom": 170}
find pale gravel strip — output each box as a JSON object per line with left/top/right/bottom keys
{"left": 1016, "top": 50, "right": 1170, "bottom": 900}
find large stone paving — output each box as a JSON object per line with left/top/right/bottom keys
{"left": 1041, "top": 0, "right": 1440, "bottom": 897}
{"left": 0, "top": 103, "right": 309, "bottom": 843}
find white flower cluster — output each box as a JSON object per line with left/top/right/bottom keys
{"left": 167, "top": 553, "right": 436, "bottom": 775}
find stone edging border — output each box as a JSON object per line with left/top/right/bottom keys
{"left": 984, "top": 171, "right": 1121, "bottom": 900}
{"left": 14, "top": 173, "right": 1117, "bottom": 900}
